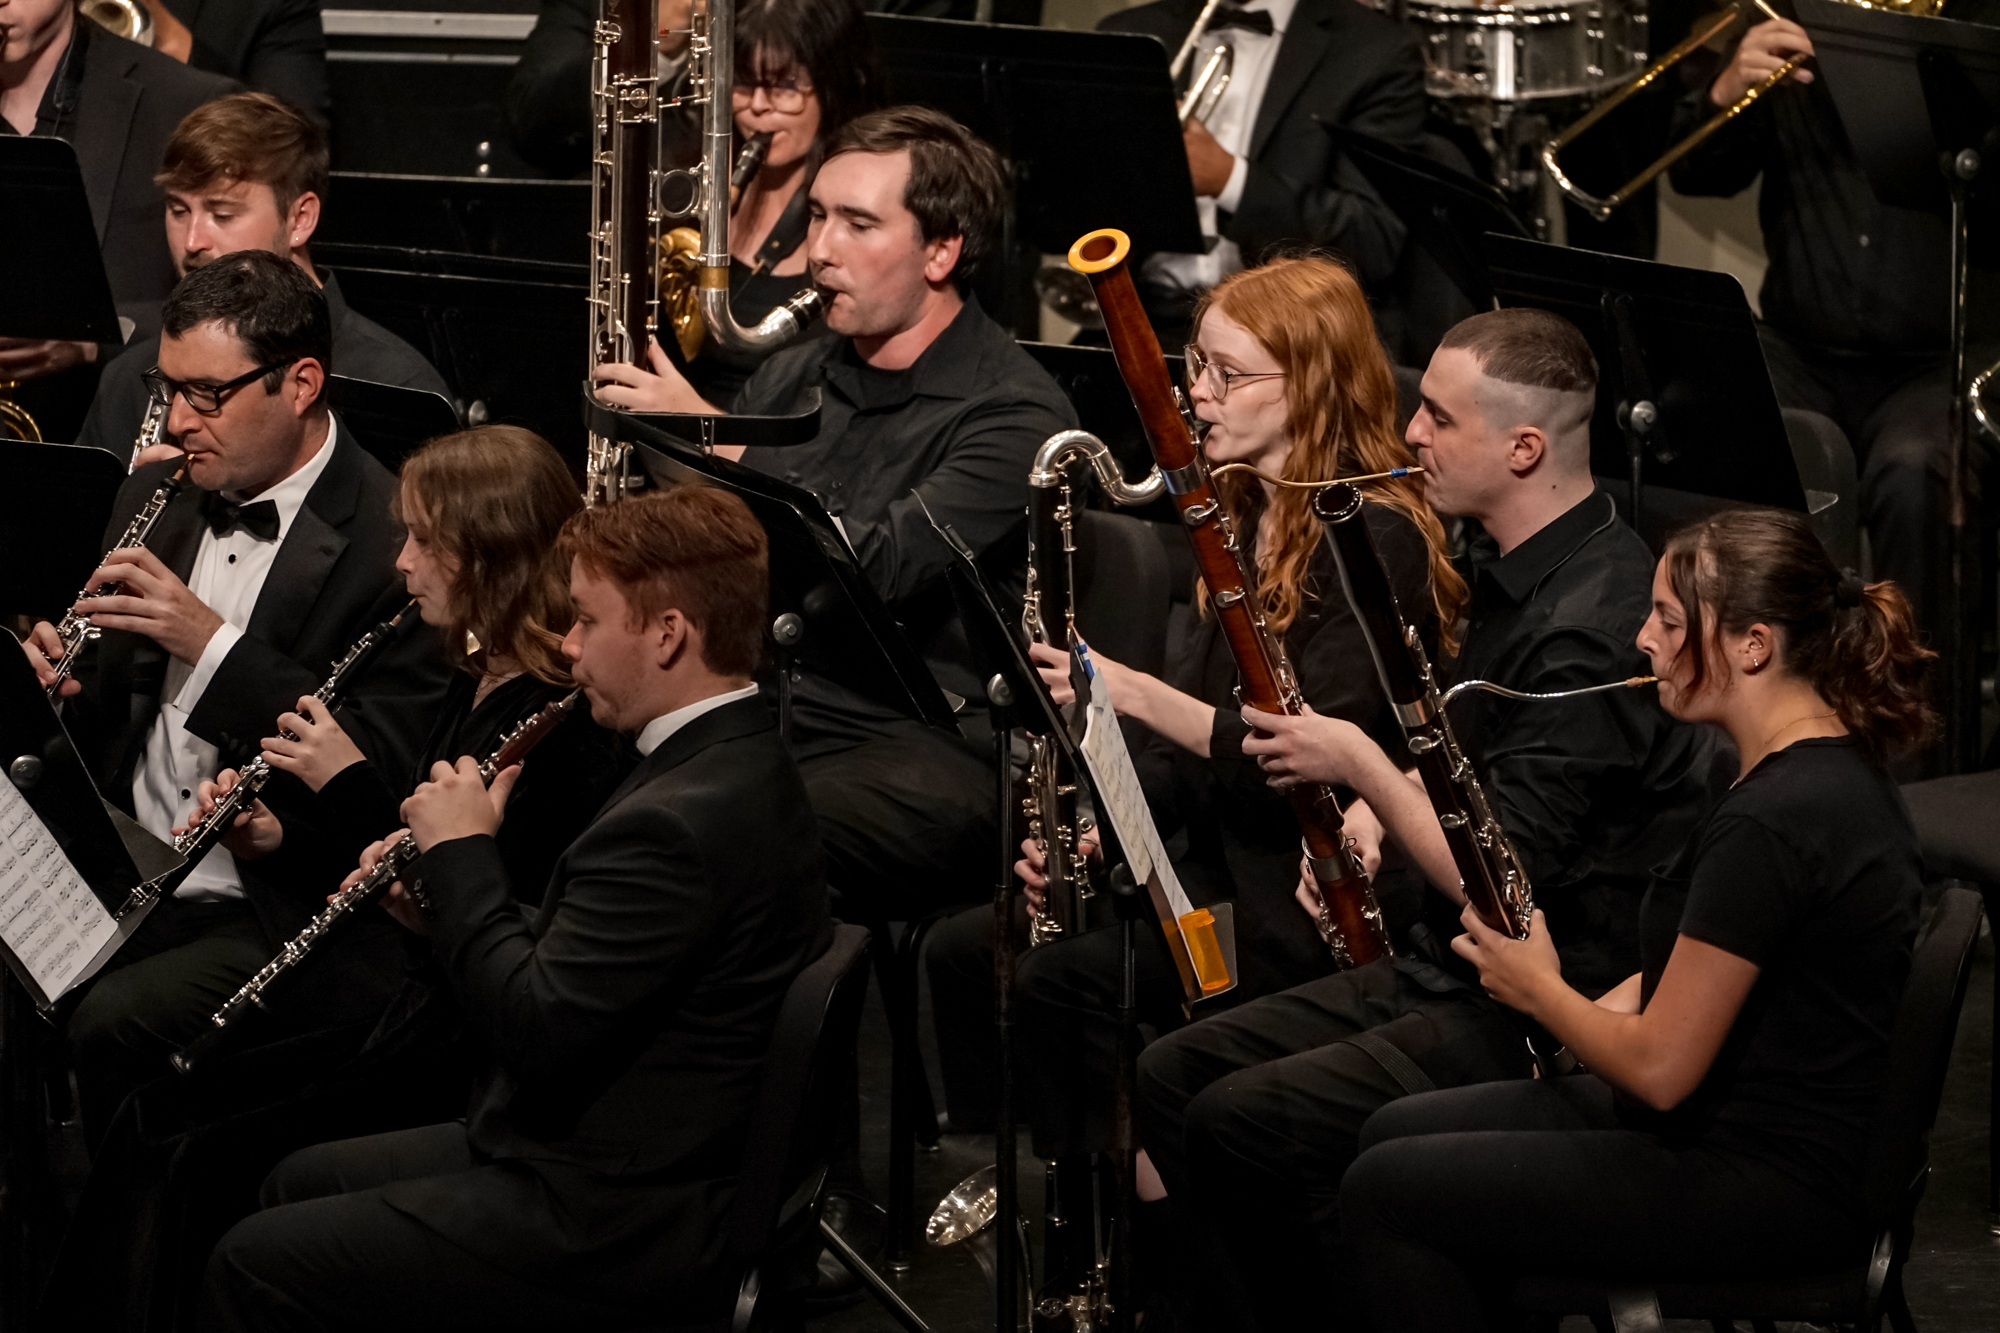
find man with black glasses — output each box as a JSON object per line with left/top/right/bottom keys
{"left": 18, "top": 250, "right": 448, "bottom": 1145}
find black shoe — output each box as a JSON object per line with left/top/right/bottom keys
{"left": 801, "top": 1192, "right": 884, "bottom": 1313}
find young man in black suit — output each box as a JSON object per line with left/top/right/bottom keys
{"left": 76, "top": 90, "right": 451, "bottom": 463}
{"left": 199, "top": 486, "right": 834, "bottom": 1330}
{"left": 19, "top": 250, "right": 450, "bottom": 1144}
{"left": 0, "top": 0, "right": 237, "bottom": 435}
{"left": 1099, "top": 0, "right": 1426, "bottom": 342}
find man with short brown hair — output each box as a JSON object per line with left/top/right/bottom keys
{"left": 201, "top": 486, "right": 832, "bottom": 1332}
{"left": 74, "top": 90, "right": 448, "bottom": 460}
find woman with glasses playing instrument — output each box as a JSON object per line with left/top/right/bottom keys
{"left": 925, "top": 257, "right": 1463, "bottom": 1296}
{"left": 594, "top": 0, "right": 883, "bottom": 409}
{"left": 43, "top": 426, "right": 632, "bottom": 1333}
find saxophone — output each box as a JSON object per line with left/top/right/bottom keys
{"left": 1068, "top": 229, "right": 1390, "bottom": 969}
{"left": 1022, "top": 432, "right": 1166, "bottom": 946}
{"left": 44, "top": 460, "right": 187, "bottom": 700}
{"left": 171, "top": 689, "right": 584, "bottom": 1074}
{"left": 133, "top": 600, "right": 423, "bottom": 919}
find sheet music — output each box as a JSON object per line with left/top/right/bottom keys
{"left": 0, "top": 777, "right": 117, "bottom": 1002}
{"left": 1075, "top": 644, "right": 1196, "bottom": 922}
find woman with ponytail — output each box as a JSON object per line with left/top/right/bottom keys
{"left": 1341, "top": 507, "right": 1934, "bottom": 1332}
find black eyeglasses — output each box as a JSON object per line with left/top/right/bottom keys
{"left": 142, "top": 359, "right": 296, "bottom": 416}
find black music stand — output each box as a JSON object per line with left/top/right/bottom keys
{"left": 0, "top": 137, "right": 119, "bottom": 343}
{"left": 1331, "top": 127, "right": 1532, "bottom": 314}
{"left": 0, "top": 443, "right": 127, "bottom": 621}
{"left": 1797, "top": 0, "right": 2000, "bottom": 767}
{"left": 328, "top": 375, "right": 462, "bottom": 470}
{"left": 602, "top": 410, "right": 956, "bottom": 730}
{"left": 867, "top": 15, "right": 1204, "bottom": 330}
{"left": 1480, "top": 235, "right": 1807, "bottom": 531}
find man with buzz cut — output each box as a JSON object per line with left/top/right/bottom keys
{"left": 201, "top": 486, "right": 832, "bottom": 1331}
{"left": 76, "top": 89, "right": 449, "bottom": 462}
{"left": 1127, "top": 307, "right": 1726, "bottom": 1333}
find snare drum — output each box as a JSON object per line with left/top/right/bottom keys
{"left": 1405, "top": 0, "right": 1647, "bottom": 102}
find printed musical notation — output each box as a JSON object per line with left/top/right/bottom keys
{"left": 1075, "top": 646, "right": 1196, "bottom": 923}
{"left": 0, "top": 776, "right": 117, "bottom": 1002}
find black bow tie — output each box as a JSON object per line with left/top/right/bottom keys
{"left": 1205, "top": 4, "right": 1275, "bottom": 37}
{"left": 202, "top": 492, "right": 281, "bottom": 542}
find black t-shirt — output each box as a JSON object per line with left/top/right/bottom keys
{"left": 1627, "top": 736, "right": 1922, "bottom": 1207}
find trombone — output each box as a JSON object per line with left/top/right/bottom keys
{"left": 1542, "top": 0, "right": 1944, "bottom": 222}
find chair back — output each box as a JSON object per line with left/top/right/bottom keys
{"left": 722, "top": 922, "right": 873, "bottom": 1265}
{"left": 1072, "top": 508, "right": 1173, "bottom": 679}
{"left": 1860, "top": 886, "right": 1983, "bottom": 1225}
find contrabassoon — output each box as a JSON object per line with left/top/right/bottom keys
{"left": 1067, "top": 229, "right": 1390, "bottom": 968}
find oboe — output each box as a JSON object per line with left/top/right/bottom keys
{"left": 172, "top": 688, "right": 582, "bottom": 1074}
{"left": 1068, "top": 228, "right": 1389, "bottom": 969}
{"left": 45, "top": 462, "right": 187, "bottom": 700}
{"left": 132, "top": 600, "right": 423, "bottom": 919}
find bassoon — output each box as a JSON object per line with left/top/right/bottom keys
{"left": 171, "top": 689, "right": 583, "bottom": 1074}
{"left": 1067, "top": 229, "right": 1389, "bottom": 969}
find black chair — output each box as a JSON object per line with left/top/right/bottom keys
{"left": 1901, "top": 770, "right": 2000, "bottom": 1214}
{"left": 1511, "top": 885, "right": 1985, "bottom": 1333}
{"left": 645, "top": 922, "right": 880, "bottom": 1332}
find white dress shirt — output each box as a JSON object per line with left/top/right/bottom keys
{"left": 1142, "top": 0, "right": 1300, "bottom": 296}
{"left": 132, "top": 421, "right": 341, "bottom": 901}
{"left": 633, "top": 683, "right": 762, "bottom": 757}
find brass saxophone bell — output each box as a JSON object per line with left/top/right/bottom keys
{"left": 656, "top": 227, "right": 706, "bottom": 362}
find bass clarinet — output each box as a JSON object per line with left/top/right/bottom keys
{"left": 45, "top": 458, "right": 186, "bottom": 700}
{"left": 172, "top": 689, "right": 583, "bottom": 1074}
{"left": 1067, "top": 229, "right": 1390, "bottom": 969}
{"left": 132, "top": 600, "right": 423, "bottom": 919}
{"left": 1022, "top": 431, "right": 1165, "bottom": 945}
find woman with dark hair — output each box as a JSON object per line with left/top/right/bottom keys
{"left": 1340, "top": 507, "right": 1933, "bottom": 1331}
{"left": 46, "top": 427, "right": 632, "bottom": 1333}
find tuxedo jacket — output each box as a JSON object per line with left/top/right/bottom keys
{"left": 163, "top": 0, "right": 332, "bottom": 127}
{"left": 1102, "top": 0, "right": 1426, "bottom": 289}
{"left": 72, "top": 29, "right": 239, "bottom": 316}
{"left": 384, "top": 696, "right": 831, "bottom": 1301}
{"left": 67, "top": 428, "right": 452, "bottom": 939}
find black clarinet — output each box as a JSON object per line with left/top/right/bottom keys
{"left": 171, "top": 689, "right": 582, "bottom": 1075}
{"left": 120, "top": 600, "right": 421, "bottom": 920}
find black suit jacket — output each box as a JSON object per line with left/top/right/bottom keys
{"left": 72, "top": 29, "right": 239, "bottom": 316}
{"left": 164, "top": 0, "right": 332, "bottom": 127}
{"left": 384, "top": 696, "right": 831, "bottom": 1300}
{"left": 1101, "top": 0, "right": 1424, "bottom": 289}
{"left": 67, "top": 427, "right": 452, "bottom": 937}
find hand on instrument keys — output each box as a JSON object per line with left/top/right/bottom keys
{"left": 1027, "top": 640, "right": 1139, "bottom": 713}
{"left": 347, "top": 831, "right": 430, "bottom": 935}
{"left": 132, "top": 443, "right": 187, "bottom": 470}
{"left": 1182, "top": 116, "right": 1237, "bottom": 199}
{"left": 1240, "top": 704, "right": 1371, "bottom": 789}
{"left": 19, "top": 620, "right": 81, "bottom": 697}
{"left": 0, "top": 336, "right": 96, "bottom": 382}
{"left": 1015, "top": 830, "right": 1104, "bottom": 919}
{"left": 179, "top": 768, "right": 284, "bottom": 859}
{"left": 1712, "top": 19, "right": 1814, "bottom": 108}
{"left": 1451, "top": 903, "right": 1563, "bottom": 1015}
{"left": 1291, "top": 799, "right": 1384, "bottom": 921}
{"left": 261, "top": 696, "right": 366, "bottom": 793}
{"left": 76, "top": 547, "right": 225, "bottom": 664}
{"left": 402, "top": 757, "right": 522, "bottom": 852}
{"left": 591, "top": 337, "right": 727, "bottom": 418}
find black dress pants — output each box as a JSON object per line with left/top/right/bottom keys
{"left": 1342, "top": 1076, "right": 1869, "bottom": 1333}
{"left": 68, "top": 896, "right": 272, "bottom": 1148}
{"left": 201, "top": 1124, "right": 647, "bottom": 1332}
{"left": 1136, "top": 954, "right": 1532, "bottom": 1333}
